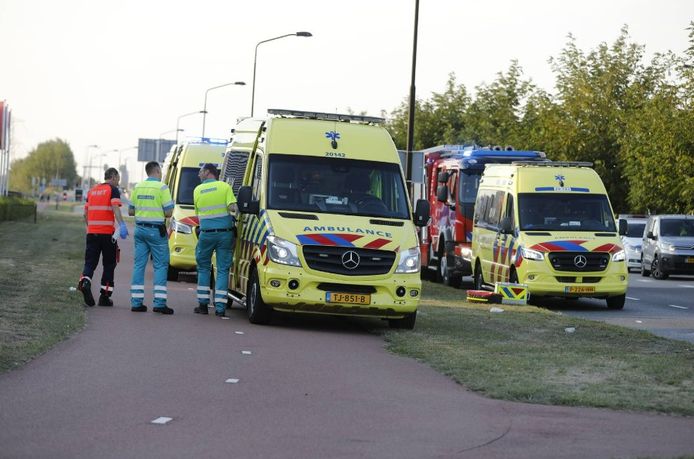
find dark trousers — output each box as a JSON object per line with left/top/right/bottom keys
{"left": 82, "top": 233, "right": 118, "bottom": 297}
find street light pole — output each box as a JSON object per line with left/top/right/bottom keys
{"left": 176, "top": 111, "right": 205, "bottom": 144}
{"left": 202, "top": 81, "right": 246, "bottom": 138}
{"left": 250, "top": 31, "right": 312, "bottom": 117}
{"left": 405, "top": 0, "right": 420, "bottom": 187}
{"left": 83, "top": 144, "right": 98, "bottom": 191}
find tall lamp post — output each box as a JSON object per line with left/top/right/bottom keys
{"left": 250, "top": 31, "right": 312, "bottom": 117}
{"left": 157, "top": 128, "right": 183, "bottom": 162}
{"left": 405, "top": 0, "right": 420, "bottom": 189}
{"left": 176, "top": 111, "right": 205, "bottom": 144}
{"left": 83, "top": 144, "right": 99, "bottom": 191}
{"left": 202, "top": 81, "right": 246, "bottom": 138}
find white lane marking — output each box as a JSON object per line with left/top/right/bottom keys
{"left": 679, "top": 284, "right": 694, "bottom": 289}
{"left": 234, "top": 331, "right": 244, "bottom": 335}
{"left": 668, "top": 304, "right": 688, "bottom": 310}
{"left": 151, "top": 417, "right": 173, "bottom": 425}
{"left": 626, "top": 296, "right": 640, "bottom": 301}
{"left": 241, "top": 350, "right": 252, "bottom": 355}
{"left": 221, "top": 317, "right": 230, "bottom": 320}
{"left": 635, "top": 320, "right": 643, "bottom": 324}
{"left": 225, "top": 378, "right": 240, "bottom": 384}
{"left": 637, "top": 279, "right": 653, "bottom": 283}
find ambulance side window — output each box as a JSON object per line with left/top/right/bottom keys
{"left": 251, "top": 156, "right": 263, "bottom": 201}
{"left": 479, "top": 190, "right": 504, "bottom": 230}
{"left": 503, "top": 194, "right": 515, "bottom": 227}
{"left": 474, "top": 189, "right": 491, "bottom": 226}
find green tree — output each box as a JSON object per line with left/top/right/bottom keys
{"left": 9, "top": 139, "right": 78, "bottom": 194}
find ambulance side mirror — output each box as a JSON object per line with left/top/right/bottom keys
{"left": 618, "top": 219, "right": 627, "bottom": 236}
{"left": 413, "top": 199, "right": 430, "bottom": 227}
{"left": 500, "top": 217, "right": 513, "bottom": 234}
{"left": 237, "top": 186, "right": 259, "bottom": 215}
{"left": 436, "top": 185, "right": 448, "bottom": 203}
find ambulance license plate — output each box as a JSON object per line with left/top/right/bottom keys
{"left": 564, "top": 286, "right": 596, "bottom": 294}
{"left": 686, "top": 257, "right": 694, "bottom": 264}
{"left": 326, "top": 292, "right": 371, "bottom": 305}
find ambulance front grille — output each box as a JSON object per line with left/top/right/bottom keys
{"left": 302, "top": 246, "right": 396, "bottom": 276}
{"left": 549, "top": 252, "right": 609, "bottom": 272}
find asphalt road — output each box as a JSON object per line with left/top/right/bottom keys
{"left": 540, "top": 273, "right": 694, "bottom": 343}
{"left": 1, "top": 230, "right": 694, "bottom": 458}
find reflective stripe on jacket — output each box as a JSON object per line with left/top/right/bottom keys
{"left": 130, "top": 178, "right": 174, "bottom": 224}
{"left": 194, "top": 179, "right": 237, "bottom": 230}
{"left": 86, "top": 183, "right": 116, "bottom": 234}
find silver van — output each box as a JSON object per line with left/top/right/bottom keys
{"left": 641, "top": 215, "right": 694, "bottom": 279}
{"left": 618, "top": 214, "right": 648, "bottom": 273}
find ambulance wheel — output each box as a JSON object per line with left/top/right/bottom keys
{"left": 167, "top": 266, "right": 179, "bottom": 282}
{"left": 440, "top": 253, "right": 461, "bottom": 288}
{"left": 606, "top": 294, "right": 626, "bottom": 310}
{"left": 388, "top": 311, "right": 416, "bottom": 330}
{"left": 247, "top": 267, "right": 272, "bottom": 325}
{"left": 509, "top": 268, "right": 519, "bottom": 284}
{"left": 473, "top": 261, "right": 485, "bottom": 290}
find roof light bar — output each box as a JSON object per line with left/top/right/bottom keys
{"left": 512, "top": 161, "right": 593, "bottom": 167}
{"left": 268, "top": 109, "right": 385, "bottom": 124}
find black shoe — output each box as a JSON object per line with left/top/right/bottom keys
{"left": 215, "top": 311, "right": 225, "bottom": 317}
{"left": 78, "top": 278, "right": 95, "bottom": 307}
{"left": 131, "top": 305, "right": 148, "bottom": 312}
{"left": 194, "top": 304, "right": 209, "bottom": 315}
{"left": 153, "top": 306, "right": 174, "bottom": 315}
{"left": 98, "top": 295, "right": 113, "bottom": 307}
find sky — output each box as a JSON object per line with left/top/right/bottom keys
{"left": 1, "top": 0, "right": 693, "bottom": 183}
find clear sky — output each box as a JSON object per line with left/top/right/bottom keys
{"left": 1, "top": 0, "right": 692, "bottom": 183}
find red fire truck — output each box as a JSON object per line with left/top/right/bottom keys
{"left": 420, "top": 145, "right": 546, "bottom": 286}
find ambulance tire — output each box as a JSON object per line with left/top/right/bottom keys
{"left": 167, "top": 266, "right": 179, "bottom": 282}
{"left": 473, "top": 261, "right": 485, "bottom": 290}
{"left": 247, "top": 267, "right": 272, "bottom": 325}
{"left": 606, "top": 294, "right": 626, "bottom": 310}
{"left": 388, "top": 311, "right": 417, "bottom": 330}
{"left": 441, "top": 254, "right": 461, "bottom": 288}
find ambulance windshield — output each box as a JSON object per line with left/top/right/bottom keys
{"left": 518, "top": 193, "right": 617, "bottom": 232}
{"left": 267, "top": 155, "right": 410, "bottom": 219}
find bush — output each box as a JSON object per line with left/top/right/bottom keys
{"left": 0, "top": 197, "right": 36, "bottom": 222}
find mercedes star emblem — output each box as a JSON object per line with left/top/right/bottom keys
{"left": 341, "top": 250, "right": 360, "bottom": 270}
{"left": 573, "top": 255, "right": 588, "bottom": 268}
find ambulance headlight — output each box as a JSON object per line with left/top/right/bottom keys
{"left": 267, "top": 235, "right": 302, "bottom": 267}
{"left": 612, "top": 249, "right": 626, "bottom": 262}
{"left": 396, "top": 247, "right": 421, "bottom": 273}
{"left": 170, "top": 217, "right": 192, "bottom": 234}
{"left": 520, "top": 247, "right": 545, "bottom": 261}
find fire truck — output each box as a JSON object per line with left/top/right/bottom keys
{"left": 420, "top": 145, "right": 546, "bottom": 287}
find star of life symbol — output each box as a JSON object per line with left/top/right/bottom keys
{"left": 341, "top": 250, "right": 360, "bottom": 270}
{"left": 325, "top": 131, "right": 341, "bottom": 141}
{"left": 555, "top": 174, "right": 565, "bottom": 187}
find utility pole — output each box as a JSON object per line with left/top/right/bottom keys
{"left": 405, "top": 0, "right": 420, "bottom": 194}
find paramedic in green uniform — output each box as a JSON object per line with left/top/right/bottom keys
{"left": 193, "top": 163, "right": 237, "bottom": 317}
{"left": 129, "top": 161, "right": 175, "bottom": 314}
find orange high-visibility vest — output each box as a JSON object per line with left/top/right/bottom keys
{"left": 86, "top": 183, "right": 121, "bottom": 234}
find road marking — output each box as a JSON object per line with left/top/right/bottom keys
{"left": 635, "top": 320, "right": 643, "bottom": 323}
{"left": 151, "top": 417, "right": 173, "bottom": 425}
{"left": 679, "top": 284, "right": 694, "bottom": 289}
{"left": 234, "top": 331, "right": 244, "bottom": 335}
{"left": 225, "top": 378, "right": 240, "bottom": 384}
{"left": 626, "top": 296, "right": 640, "bottom": 301}
{"left": 637, "top": 279, "right": 653, "bottom": 283}
{"left": 668, "top": 304, "right": 688, "bottom": 310}
{"left": 221, "top": 317, "right": 230, "bottom": 320}
{"left": 241, "top": 350, "right": 252, "bottom": 355}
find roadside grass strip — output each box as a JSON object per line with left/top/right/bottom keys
{"left": 383, "top": 281, "right": 694, "bottom": 416}
{"left": 0, "top": 211, "right": 86, "bottom": 373}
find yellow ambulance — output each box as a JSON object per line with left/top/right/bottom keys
{"left": 471, "top": 161, "right": 628, "bottom": 309}
{"left": 162, "top": 138, "right": 227, "bottom": 280}
{"left": 220, "top": 109, "right": 429, "bottom": 328}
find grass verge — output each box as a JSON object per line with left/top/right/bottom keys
{"left": 0, "top": 210, "right": 86, "bottom": 373}
{"left": 384, "top": 281, "right": 694, "bottom": 415}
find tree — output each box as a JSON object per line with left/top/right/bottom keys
{"left": 9, "top": 139, "right": 78, "bottom": 194}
